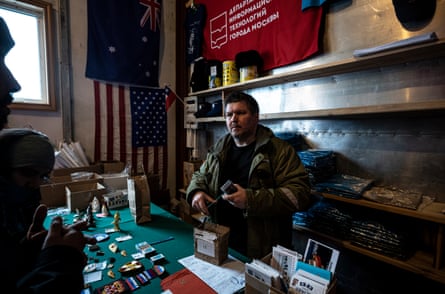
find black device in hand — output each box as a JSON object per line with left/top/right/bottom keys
{"left": 220, "top": 179, "right": 237, "bottom": 194}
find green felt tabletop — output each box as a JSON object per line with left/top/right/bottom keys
{"left": 47, "top": 204, "right": 196, "bottom": 293}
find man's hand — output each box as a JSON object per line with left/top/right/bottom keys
{"left": 222, "top": 184, "right": 247, "bottom": 209}
{"left": 191, "top": 191, "right": 216, "bottom": 215}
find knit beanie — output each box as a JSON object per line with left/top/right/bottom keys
{"left": 0, "top": 128, "right": 55, "bottom": 175}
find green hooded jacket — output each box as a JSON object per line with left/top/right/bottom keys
{"left": 186, "top": 125, "right": 311, "bottom": 258}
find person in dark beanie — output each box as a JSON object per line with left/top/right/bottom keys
{"left": 0, "top": 129, "right": 55, "bottom": 243}
{"left": 0, "top": 128, "right": 96, "bottom": 294}
{"left": 0, "top": 17, "right": 20, "bottom": 130}
{"left": 0, "top": 17, "right": 95, "bottom": 293}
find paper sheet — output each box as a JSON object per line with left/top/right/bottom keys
{"left": 178, "top": 255, "right": 245, "bottom": 294}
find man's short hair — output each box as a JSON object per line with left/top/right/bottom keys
{"left": 225, "top": 92, "right": 259, "bottom": 115}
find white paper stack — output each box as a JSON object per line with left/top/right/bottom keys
{"left": 245, "top": 259, "right": 281, "bottom": 288}
{"left": 270, "top": 245, "right": 302, "bottom": 285}
{"left": 54, "top": 141, "right": 90, "bottom": 168}
{"left": 289, "top": 261, "right": 332, "bottom": 294}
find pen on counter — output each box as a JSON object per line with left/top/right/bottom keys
{"left": 149, "top": 236, "right": 174, "bottom": 245}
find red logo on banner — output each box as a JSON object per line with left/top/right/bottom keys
{"left": 198, "top": 0, "right": 323, "bottom": 71}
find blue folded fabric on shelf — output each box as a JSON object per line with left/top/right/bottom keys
{"left": 194, "top": 102, "right": 212, "bottom": 118}
{"left": 294, "top": 199, "right": 353, "bottom": 239}
{"left": 298, "top": 150, "right": 334, "bottom": 167}
{"left": 293, "top": 198, "right": 414, "bottom": 260}
{"left": 204, "top": 100, "right": 223, "bottom": 117}
{"left": 275, "top": 132, "right": 306, "bottom": 151}
{"left": 297, "top": 150, "right": 336, "bottom": 185}
{"left": 350, "top": 219, "right": 414, "bottom": 260}
{"left": 194, "top": 100, "right": 223, "bottom": 118}
{"left": 314, "top": 174, "right": 374, "bottom": 199}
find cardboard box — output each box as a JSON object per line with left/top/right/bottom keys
{"left": 180, "top": 197, "right": 191, "bottom": 216}
{"left": 40, "top": 173, "right": 102, "bottom": 207}
{"left": 101, "top": 173, "right": 128, "bottom": 191}
{"left": 65, "top": 182, "right": 106, "bottom": 211}
{"left": 101, "top": 161, "right": 126, "bottom": 174}
{"left": 50, "top": 172, "right": 103, "bottom": 184}
{"left": 245, "top": 254, "right": 337, "bottom": 294}
{"left": 194, "top": 223, "right": 230, "bottom": 265}
{"left": 52, "top": 163, "right": 102, "bottom": 176}
{"left": 183, "top": 160, "right": 202, "bottom": 189}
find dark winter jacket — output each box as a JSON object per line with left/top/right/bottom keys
{"left": 187, "top": 125, "right": 311, "bottom": 258}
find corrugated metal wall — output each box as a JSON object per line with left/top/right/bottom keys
{"left": 196, "top": 1, "right": 445, "bottom": 201}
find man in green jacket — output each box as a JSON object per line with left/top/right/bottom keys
{"left": 187, "top": 91, "right": 311, "bottom": 259}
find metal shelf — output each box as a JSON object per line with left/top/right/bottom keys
{"left": 189, "top": 39, "right": 445, "bottom": 97}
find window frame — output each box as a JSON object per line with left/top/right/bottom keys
{"left": 1, "top": 0, "right": 56, "bottom": 111}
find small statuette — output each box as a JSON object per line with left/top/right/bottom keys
{"left": 97, "top": 202, "right": 110, "bottom": 217}
{"left": 108, "top": 242, "right": 118, "bottom": 253}
{"left": 91, "top": 196, "right": 101, "bottom": 213}
{"left": 107, "top": 270, "right": 115, "bottom": 278}
{"left": 112, "top": 211, "right": 121, "bottom": 232}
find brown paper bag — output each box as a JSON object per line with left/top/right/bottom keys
{"left": 127, "top": 174, "right": 151, "bottom": 224}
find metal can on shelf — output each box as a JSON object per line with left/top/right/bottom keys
{"left": 222, "top": 60, "right": 239, "bottom": 86}
{"left": 239, "top": 65, "right": 257, "bottom": 82}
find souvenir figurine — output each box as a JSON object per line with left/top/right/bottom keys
{"left": 112, "top": 211, "right": 121, "bottom": 232}
{"left": 101, "top": 201, "right": 110, "bottom": 216}
{"left": 96, "top": 201, "right": 111, "bottom": 218}
{"left": 91, "top": 196, "right": 101, "bottom": 213}
{"left": 86, "top": 204, "right": 96, "bottom": 227}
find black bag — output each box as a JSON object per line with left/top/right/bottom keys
{"left": 190, "top": 58, "right": 209, "bottom": 92}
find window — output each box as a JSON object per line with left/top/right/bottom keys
{"left": 0, "top": 0, "right": 56, "bottom": 110}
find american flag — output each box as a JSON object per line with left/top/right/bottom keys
{"left": 130, "top": 87, "right": 167, "bottom": 147}
{"left": 93, "top": 81, "right": 175, "bottom": 189}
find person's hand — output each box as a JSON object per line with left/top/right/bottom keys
{"left": 191, "top": 191, "right": 215, "bottom": 215}
{"left": 27, "top": 204, "right": 96, "bottom": 252}
{"left": 222, "top": 184, "right": 247, "bottom": 209}
{"left": 26, "top": 204, "right": 49, "bottom": 244}
{"left": 42, "top": 216, "right": 95, "bottom": 252}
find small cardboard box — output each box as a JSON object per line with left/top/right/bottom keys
{"left": 245, "top": 253, "right": 282, "bottom": 294}
{"left": 245, "top": 254, "right": 337, "bottom": 294}
{"left": 52, "top": 163, "right": 102, "bottom": 177}
{"left": 40, "top": 173, "right": 102, "bottom": 207}
{"left": 101, "top": 161, "right": 126, "bottom": 174}
{"left": 194, "top": 222, "right": 230, "bottom": 265}
{"left": 51, "top": 172, "right": 103, "bottom": 184}
{"left": 65, "top": 182, "right": 106, "bottom": 211}
{"left": 183, "top": 160, "right": 202, "bottom": 189}
{"left": 180, "top": 197, "right": 191, "bottom": 216}
{"left": 101, "top": 173, "right": 128, "bottom": 191}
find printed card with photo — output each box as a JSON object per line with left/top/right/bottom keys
{"left": 303, "top": 239, "right": 339, "bottom": 273}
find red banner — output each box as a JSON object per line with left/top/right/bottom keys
{"left": 196, "top": 0, "right": 323, "bottom": 71}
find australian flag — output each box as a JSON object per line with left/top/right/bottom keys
{"left": 86, "top": 0, "right": 161, "bottom": 87}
